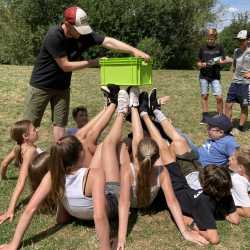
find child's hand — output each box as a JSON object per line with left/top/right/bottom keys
{"left": 182, "top": 229, "right": 209, "bottom": 246}
{"left": 0, "top": 210, "right": 14, "bottom": 224}
{"left": 243, "top": 71, "right": 250, "bottom": 79}
{"left": 0, "top": 243, "right": 16, "bottom": 250}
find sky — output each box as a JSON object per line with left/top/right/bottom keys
{"left": 216, "top": 0, "right": 250, "bottom": 30}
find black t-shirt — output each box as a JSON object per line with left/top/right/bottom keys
{"left": 166, "top": 162, "right": 236, "bottom": 230}
{"left": 30, "top": 25, "right": 105, "bottom": 90}
{"left": 198, "top": 44, "right": 225, "bottom": 80}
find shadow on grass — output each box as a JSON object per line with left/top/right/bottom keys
{"left": 15, "top": 195, "right": 32, "bottom": 211}
{"left": 232, "top": 118, "right": 250, "bottom": 131}
{"left": 21, "top": 223, "right": 66, "bottom": 248}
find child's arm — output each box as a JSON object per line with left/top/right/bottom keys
{"left": 0, "top": 147, "right": 36, "bottom": 224}
{"left": 0, "top": 172, "right": 52, "bottom": 250}
{"left": 0, "top": 147, "right": 16, "bottom": 180}
{"left": 92, "top": 168, "right": 111, "bottom": 250}
{"left": 160, "top": 168, "right": 208, "bottom": 246}
{"left": 117, "top": 145, "right": 132, "bottom": 250}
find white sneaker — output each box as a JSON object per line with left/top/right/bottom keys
{"left": 231, "top": 128, "right": 240, "bottom": 136}
{"left": 117, "top": 90, "right": 129, "bottom": 114}
{"left": 129, "top": 87, "right": 140, "bottom": 107}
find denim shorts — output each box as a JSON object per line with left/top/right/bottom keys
{"left": 199, "top": 78, "right": 222, "bottom": 96}
{"left": 105, "top": 182, "right": 120, "bottom": 218}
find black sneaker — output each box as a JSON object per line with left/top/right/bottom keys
{"left": 139, "top": 91, "right": 149, "bottom": 113}
{"left": 199, "top": 112, "right": 209, "bottom": 125}
{"left": 149, "top": 88, "right": 161, "bottom": 114}
{"left": 101, "top": 84, "right": 120, "bottom": 105}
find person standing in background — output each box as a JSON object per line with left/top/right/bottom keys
{"left": 23, "top": 6, "right": 150, "bottom": 142}
{"left": 197, "top": 28, "right": 231, "bottom": 124}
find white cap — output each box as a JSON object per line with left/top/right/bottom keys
{"left": 64, "top": 6, "right": 92, "bottom": 35}
{"left": 235, "top": 30, "right": 248, "bottom": 40}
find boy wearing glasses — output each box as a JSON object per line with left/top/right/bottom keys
{"left": 181, "top": 114, "right": 239, "bottom": 167}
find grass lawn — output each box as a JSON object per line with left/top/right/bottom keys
{"left": 0, "top": 65, "right": 250, "bottom": 249}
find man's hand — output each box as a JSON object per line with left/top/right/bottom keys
{"left": 243, "top": 71, "right": 250, "bottom": 79}
{"left": 88, "top": 58, "right": 99, "bottom": 67}
{"left": 197, "top": 62, "right": 207, "bottom": 69}
{"left": 132, "top": 49, "right": 151, "bottom": 62}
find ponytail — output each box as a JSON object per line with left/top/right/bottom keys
{"left": 49, "top": 136, "right": 83, "bottom": 202}
{"left": 136, "top": 157, "right": 152, "bottom": 207}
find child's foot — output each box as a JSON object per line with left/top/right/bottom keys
{"left": 139, "top": 91, "right": 149, "bottom": 114}
{"left": 101, "top": 84, "right": 120, "bottom": 105}
{"left": 117, "top": 90, "right": 129, "bottom": 114}
{"left": 128, "top": 87, "right": 140, "bottom": 107}
{"left": 149, "top": 88, "right": 161, "bottom": 114}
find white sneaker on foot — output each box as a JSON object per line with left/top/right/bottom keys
{"left": 129, "top": 87, "right": 140, "bottom": 107}
{"left": 117, "top": 90, "right": 129, "bottom": 114}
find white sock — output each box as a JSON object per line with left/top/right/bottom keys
{"left": 140, "top": 111, "right": 148, "bottom": 118}
{"left": 153, "top": 109, "right": 166, "bottom": 123}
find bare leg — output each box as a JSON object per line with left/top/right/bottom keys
{"left": 225, "top": 102, "right": 233, "bottom": 119}
{"left": 141, "top": 114, "right": 175, "bottom": 164}
{"left": 215, "top": 95, "right": 223, "bottom": 114}
{"left": 201, "top": 95, "right": 208, "bottom": 113}
{"left": 131, "top": 107, "right": 144, "bottom": 160}
{"left": 75, "top": 108, "right": 106, "bottom": 140}
{"left": 239, "top": 106, "right": 248, "bottom": 127}
{"left": 102, "top": 113, "right": 126, "bottom": 182}
{"left": 79, "top": 104, "right": 116, "bottom": 167}
{"left": 53, "top": 126, "right": 65, "bottom": 142}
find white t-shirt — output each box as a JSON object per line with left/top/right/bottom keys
{"left": 185, "top": 171, "right": 250, "bottom": 208}
{"left": 231, "top": 173, "right": 250, "bottom": 207}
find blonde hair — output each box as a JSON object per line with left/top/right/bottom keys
{"left": 136, "top": 138, "right": 159, "bottom": 207}
{"left": 10, "top": 120, "right": 32, "bottom": 166}
{"left": 207, "top": 28, "right": 217, "bottom": 38}
{"left": 236, "top": 146, "right": 250, "bottom": 177}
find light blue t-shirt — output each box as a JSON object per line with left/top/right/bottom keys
{"left": 66, "top": 127, "right": 79, "bottom": 136}
{"left": 198, "top": 135, "right": 239, "bottom": 167}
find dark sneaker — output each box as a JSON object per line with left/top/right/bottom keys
{"left": 139, "top": 91, "right": 149, "bottom": 113}
{"left": 101, "top": 84, "right": 120, "bottom": 105}
{"left": 199, "top": 118, "right": 205, "bottom": 125}
{"left": 149, "top": 88, "right": 161, "bottom": 114}
{"left": 199, "top": 112, "right": 209, "bottom": 125}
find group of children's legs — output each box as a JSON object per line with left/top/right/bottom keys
{"left": 1, "top": 85, "right": 250, "bottom": 250}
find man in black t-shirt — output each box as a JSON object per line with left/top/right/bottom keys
{"left": 23, "top": 6, "right": 150, "bottom": 142}
{"left": 197, "top": 28, "right": 230, "bottom": 124}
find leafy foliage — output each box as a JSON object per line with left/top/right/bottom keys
{"left": 0, "top": 0, "right": 217, "bottom": 68}
{"left": 219, "top": 13, "right": 250, "bottom": 57}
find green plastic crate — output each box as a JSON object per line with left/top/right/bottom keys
{"left": 100, "top": 57, "right": 152, "bottom": 86}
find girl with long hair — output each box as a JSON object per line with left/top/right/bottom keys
{"left": 0, "top": 90, "right": 127, "bottom": 250}
{"left": 0, "top": 120, "right": 41, "bottom": 224}
{"left": 117, "top": 88, "right": 208, "bottom": 250}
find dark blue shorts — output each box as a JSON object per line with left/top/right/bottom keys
{"left": 226, "top": 82, "right": 250, "bottom": 106}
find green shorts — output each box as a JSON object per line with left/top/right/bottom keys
{"left": 24, "top": 85, "right": 70, "bottom": 127}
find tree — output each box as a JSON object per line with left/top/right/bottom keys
{"left": 219, "top": 13, "right": 250, "bottom": 57}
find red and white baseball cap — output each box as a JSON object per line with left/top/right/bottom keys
{"left": 64, "top": 6, "right": 92, "bottom": 35}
